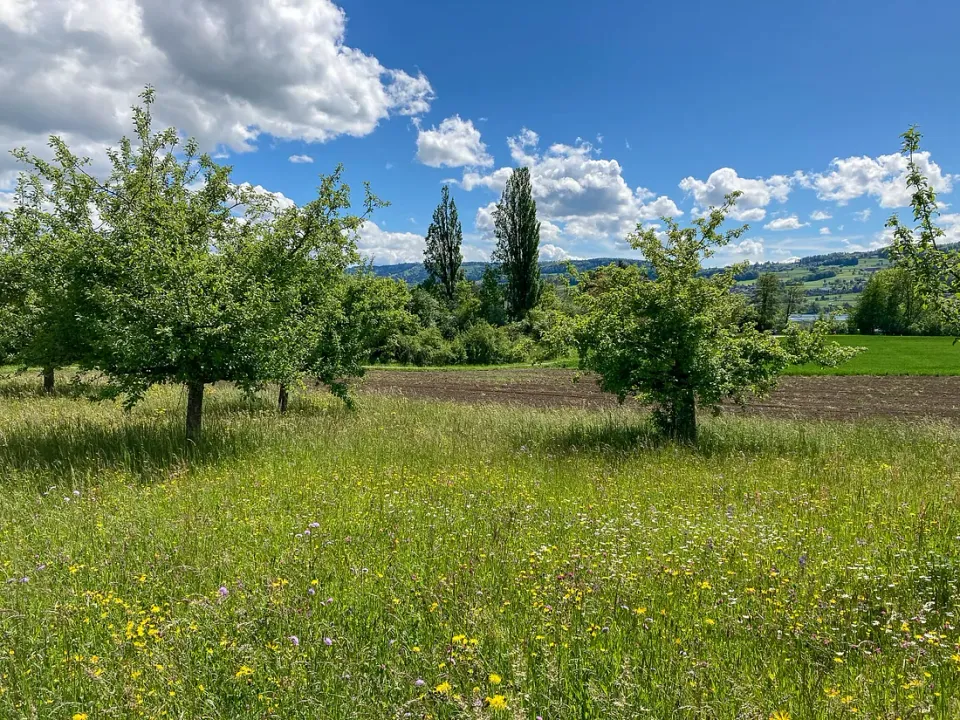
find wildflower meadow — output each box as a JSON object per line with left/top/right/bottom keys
{"left": 1, "top": 379, "right": 958, "bottom": 719}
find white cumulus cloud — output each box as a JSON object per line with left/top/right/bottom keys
{"left": 679, "top": 168, "right": 792, "bottom": 221}
{"left": 800, "top": 152, "right": 954, "bottom": 207}
{"left": 416, "top": 115, "right": 493, "bottom": 169}
{"left": 728, "top": 239, "right": 765, "bottom": 257}
{"left": 854, "top": 209, "right": 872, "bottom": 222}
{"left": 540, "top": 243, "right": 581, "bottom": 261}
{"left": 810, "top": 210, "right": 832, "bottom": 221}
{"left": 819, "top": 226, "right": 831, "bottom": 235}
{"left": 357, "top": 221, "right": 424, "bottom": 265}
{"left": 0, "top": 0, "right": 434, "bottom": 176}
{"left": 459, "top": 131, "right": 681, "bottom": 248}
{"left": 764, "top": 215, "right": 808, "bottom": 231}
{"left": 288, "top": 154, "right": 314, "bottom": 164}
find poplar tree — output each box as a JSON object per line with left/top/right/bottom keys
{"left": 493, "top": 167, "right": 542, "bottom": 320}
{"left": 423, "top": 185, "right": 463, "bottom": 303}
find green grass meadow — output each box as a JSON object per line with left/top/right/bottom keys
{"left": 786, "top": 335, "right": 960, "bottom": 376}
{"left": 1, "top": 379, "right": 959, "bottom": 718}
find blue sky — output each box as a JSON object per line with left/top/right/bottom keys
{"left": 3, "top": 0, "right": 960, "bottom": 265}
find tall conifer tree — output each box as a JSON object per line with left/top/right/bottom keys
{"left": 423, "top": 185, "right": 463, "bottom": 303}
{"left": 493, "top": 167, "right": 541, "bottom": 320}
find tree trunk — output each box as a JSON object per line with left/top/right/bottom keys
{"left": 42, "top": 366, "right": 55, "bottom": 394}
{"left": 672, "top": 387, "right": 697, "bottom": 443}
{"left": 278, "top": 383, "right": 289, "bottom": 413}
{"left": 186, "top": 381, "right": 204, "bottom": 442}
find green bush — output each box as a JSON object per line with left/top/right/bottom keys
{"left": 461, "top": 322, "right": 533, "bottom": 365}
{"left": 393, "top": 327, "right": 465, "bottom": 366}
{"left": 462, "top": 322, "right": 508, "bottom": 364}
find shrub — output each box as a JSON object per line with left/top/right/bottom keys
{"left": 393, "top": 327, "right": 463, "bottom": 366}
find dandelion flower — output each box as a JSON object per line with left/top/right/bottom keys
{"left": 435, "top": 681, "right": 452, "bottom": 694}
{"left": 73, "top": 714, "right": 88, "bottom": 720}
{"left": 486, "top": 694, "right": 508, "bottom": 710}
{"left": 770, "top": 712, "right": 791, "bottom": 720}
{"left": 489, "top": 673, "right": 502, "bottom": 685}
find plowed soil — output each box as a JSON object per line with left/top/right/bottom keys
{"left": 362, "top": 368, "right": 960, "bottom": 421}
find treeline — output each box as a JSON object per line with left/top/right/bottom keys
{"left": 746, "top": 263, "right": 958, "bottom": 336}
{"left": 746, "top": 274, "right": 810, "bottom": 331}
{"left": 850, "top": 267, "right": 954, "bottom": 335}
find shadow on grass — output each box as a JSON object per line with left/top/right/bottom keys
{"left": 0, "top": 417, "right": 264, "bottom": 491}
{"left": 534, "top": 415, "right": 666, "bottom": 455}
{"left": 0, "top": 386, "right": 356, "bottom": 491}
{"left": 528, "top": 411, "right": 853, "bottom": 460}
{"left": 204, "top": 385, "right": 352, "bottom": 419}
{"left": 0, "top": 372, "right": 116, "bottom": 401}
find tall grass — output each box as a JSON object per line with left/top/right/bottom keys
{"left": 1, "top": 380, "right": 958, "bottom": 718}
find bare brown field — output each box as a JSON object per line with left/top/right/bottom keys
{"left": 362, "top": 368, "right": 960, "bottom": 421}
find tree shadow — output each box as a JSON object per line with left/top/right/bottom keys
{"left": 0, "top": 384, "right": 357, "bottom": 492}
{"left": 0, "top": 416, "right": 264, "bottom": 491}
{"left": 526, "top": 411, "right": 843, "bottom": 460}
{"left": 522, "top": 415, "right": 666, "bottom": 455}
{"left": 0, "top": 371, "right": 116, "bottom": 401}
{"left": 204, "top": 385, "right": 352, "bottom": 419}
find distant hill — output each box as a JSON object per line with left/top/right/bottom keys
{"left": 366, "top": 249, "right": 898, "bottom": 313}
{"left": 363, "top": 258, "right": 648, "bottom": 285}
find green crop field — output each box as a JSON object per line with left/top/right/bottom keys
{"left": 786, "top": 335, "right": 960, "bottom": 376}
{"left": 1, "top": 381, "right": 959, "bottom": 718}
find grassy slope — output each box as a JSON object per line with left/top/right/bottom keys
{"left": 1, "top": 382, "right": 959, "bottom": 718}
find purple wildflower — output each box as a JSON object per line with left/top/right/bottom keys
{"left": 288, "top": 635, "right": 299, "bottom": 647}
{"left": 414, "top": 678, "right": 425, "bottom": 687}
{"left": 218, "top": 586, "right": 229, "bottom": 597}
{"left": 323, "top": 637, "right": 333, "bottom": 646}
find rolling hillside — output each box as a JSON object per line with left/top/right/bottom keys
{"left": 368, "top": 249, "right": 895, "bottom": 313}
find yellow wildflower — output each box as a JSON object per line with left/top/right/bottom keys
{"left": 434, "top": 681, "right": 451, "bottom": 694}
{"left": 488, "top": 673, "right": 502, "bottom": 685}
{"left": 486, "top": 695, "right": 508, "bottom": 710}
